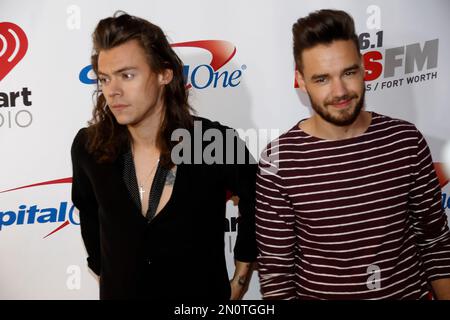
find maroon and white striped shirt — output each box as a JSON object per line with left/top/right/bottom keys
{"left": 256, "top": 112, "right": 450, "bottom": 299}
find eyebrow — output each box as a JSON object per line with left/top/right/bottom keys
{"left": 97, "top": 67, "right": 138, "bottom": 76}
{"left": 342, "top": 64, "right": 360, "bottom": 73}
{"left": 310, "top": 64, "right": 360, "bottom": 81}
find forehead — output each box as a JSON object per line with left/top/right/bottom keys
{"left": 98, "top": 39, "right": 149, "bottom": 72}
{"left": 301, "top": 40, "right": 361, "bottom": 76}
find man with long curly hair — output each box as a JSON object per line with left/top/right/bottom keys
{"left": 71, "top": 12, "right": 257, "bottom": 300}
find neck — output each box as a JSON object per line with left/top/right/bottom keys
{"left": 305, "top": 110, "right": 371, "bottom": 140}
{"left": 128, "top": 104, "right": 164, "bottom": 150}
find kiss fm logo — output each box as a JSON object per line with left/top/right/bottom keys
{"left": 79, "top": 40, "right": 245, "bottom": 89}
{"left": 0, "top": 178, "right": 79, "bottom": 238}
{"left": 294, "top": 31, "right": 438, "bottom": 90}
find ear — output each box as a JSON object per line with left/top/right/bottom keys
{"left": 158, "top": 69, "right": 173, "bottom": 85}
{"left": 295, "top": 70, "right": 307, "bottom": 92}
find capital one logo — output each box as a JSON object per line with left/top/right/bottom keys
{"left": 172, "top": 40, "right": 242, "bottom": 89}
{"left": 0, "top": 22, "right": 28, "bottom": 81}
{"left": 79, "top": 40, "right": 245, "bottom": 89}
{"left": 436, "top": 163, "right": 450, "bottom": 211}
{"left": 0, "top": 178, "right": 78, "bottom": 239}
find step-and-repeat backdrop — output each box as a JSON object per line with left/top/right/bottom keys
{"left": 1, "top": 0, "right": 449, "bottom": 299}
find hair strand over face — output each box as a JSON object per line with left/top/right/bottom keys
{"left": 87, "top": 12, "right": 193, "bottom": 167}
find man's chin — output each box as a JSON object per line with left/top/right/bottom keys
{"left": 331, "top": 117, "right": 358, "bottom": 127}
{"left": 320, "top": 108, "right": 360, "bottom": 126}
{"left": 113, "top": 117, "right": 132, "bottom": 126}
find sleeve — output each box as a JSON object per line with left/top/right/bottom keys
{"left": 71, "top": 129, "right": 101, "bottom": 276}
{"left": 255, "top": 144, "right": 297, "bottom": 300}
{"left": 409, "top": 129, "right": 450, "bottom": 282}
{"left": 224, "top": 129, "right": 258, "bottom": 263}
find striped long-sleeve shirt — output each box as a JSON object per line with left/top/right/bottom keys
{"left": 255, "top": 112, "right": 450, "bottom": 299}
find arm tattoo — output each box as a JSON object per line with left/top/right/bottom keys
{"left": 237, "top": 276, "right": 247, "bottom": 286}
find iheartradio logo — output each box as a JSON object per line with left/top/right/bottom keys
{"left": 0, "top": 22, "right": 28, "bottom": 81}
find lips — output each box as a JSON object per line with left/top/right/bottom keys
{"left": 111, "top": 104, "right": 129, "bottom": 110}
{"left": 327, "top": 96, "right": 356, "bottom": 109}
{"left": 331, "top": 99, "right": 352, "bottom": 108}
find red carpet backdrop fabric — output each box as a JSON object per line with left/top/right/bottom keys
{"left": 0, "top": 0, "right": 449, "bottom": 299}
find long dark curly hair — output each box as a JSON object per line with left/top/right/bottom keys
{"left": 87, "top": 11, "right": 193, "bottom": 168}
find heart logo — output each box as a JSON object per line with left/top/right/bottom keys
{"left": 0, "top": 22, "right": 28, "bottom": 82}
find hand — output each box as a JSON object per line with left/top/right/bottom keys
{"left": 230, "top": 275, "right": 248, "bottom": 300}
{"left": 431, "top": 278, "right": 450, "bottom": 300}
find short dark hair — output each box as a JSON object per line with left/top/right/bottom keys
{"left": 292, "top": 9, "right": 360, "bottom": 72}
{"left": 88, "top": 11, "right": 193, "bottom": 167}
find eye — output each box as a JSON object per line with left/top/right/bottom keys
{"left": 315, "top": 77, "right": 326, "bottom": 84}
{"left": 122, "top": 73, "right": 134, "bottom": 80}
{"left": 98, "top": 77, "right": 110, "bottom": 85}
{"left": 344, "top": 70, "right": 357, "bottom": 76}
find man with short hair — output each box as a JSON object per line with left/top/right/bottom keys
{"left": 255, "top": 9, "right": 450, "bottom": 299}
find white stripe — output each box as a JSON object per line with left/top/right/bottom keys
{"left": 256, "top": 223, "right": 293, "bottom": 233}
{"left": 8, "top": 29, "right": 20, "bottom": 62}
{"left": 288, "top": 166, "right": 410, "bottom": 196}
{"left": 297, "top": 213, "right": 405, "bottom": 237}
{"left": 297, "top": 236, "right": 406, "bottom": 254}
{"left": 0, "top": 34, "right": 7, "bottom": 57}
{"left": 293, "top": 191, "right": 408, "bottom": 214}
{"left": 277, "top": 145, "right": 416, "bottom": 171}
{"left": 296, "top": 226, "right": 404, "bottom": 246}
{"left": 295, "top": 203, "right": 406, "bottom": 223}
{"left": 296, "top": 268, "right": 421, "bottom": 294}
{"left": 291, "top": 181, "right": 410, "bottom": 205}
{"left": 295, "top": 202, "right": 406, "bottom": 226}
{"left": 256, "top": 230, "right": 296, "bottom": 241}
{"left": 273, "top": 130, "right": 416, "bottom": 158}
{"left": 256, "top": 180, "right": 279, "bottom": 193}
{"left": 273, "top": 123, "right": 415, "bottom": 152}
{"left": 297, "top": 253, "right": 418, "bottom": 279}
{"left": 256, "top": 214, "right": 292, "bottom": 225}
{"left": 302, "top": 241, "right": 416, "bottom": 266}
{"left": 255, "top": 207, "right": 294, "bottom": 220}
{"left": 256, "top": 191, "right": 289, "bottom": 204}
{"left": 257, "top": 247, "right": 294, "bottom": 257}
{"left": 277, "top": 155, "right": 412, "bottom": 182}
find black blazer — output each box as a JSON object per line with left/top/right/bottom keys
{"left": 71, "top": 117, "right": 257, "bottom": 300}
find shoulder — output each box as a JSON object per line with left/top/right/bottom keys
{"left": 71, "top": 127, "right": 90, "bottom": 159}
{"left": 370, "top": 112, "right": 423, "bottom": 139}
{"left": 371, "top": 112, "right": 418, "bottom": 131}
{"left": 369, "top": 112, "right": 433, "bottom": 161}
{"left": 261, "top": 122, "right": 308, "bottom": 158}
{"left": 187, "top": 116, "right": 257, "bottom": 164}
{"left": 191, "top": 115, "right": 233, "bottom": 132}
{"left": 257, "top": 123, "right": 305, "bottom": 180}
{"left": 190, "top": 115, "right": 241, "bottom": 144}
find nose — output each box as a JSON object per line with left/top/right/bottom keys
{"left": 106, "top": 78, "right": 123, "bottom": 98}
{"left": 330, "top": 78, "right": 348, "bottom": 98}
